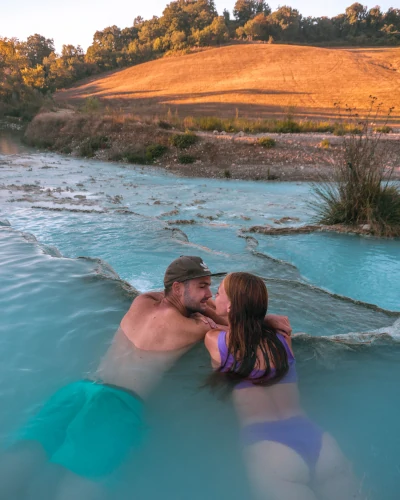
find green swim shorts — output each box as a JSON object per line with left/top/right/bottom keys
{"left": 16, "top": 380, "right": 145, "bottom": 479}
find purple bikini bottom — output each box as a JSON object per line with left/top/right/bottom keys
{"left": 242, "top": 416, "right": 323, "bottom": 472}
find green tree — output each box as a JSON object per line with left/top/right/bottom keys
{"left": 384, "top": 8, "right": 400, "bottom": 31}
{"left": 191, "top": 16, "right": 229, "bottom": 46}
{"left": 234, "top": 1, "right": 270, "bottom": 25}
{"left": 138, "top": 17, "right": 165, "bottom": 44}
{"left": 345, "top": 2, "right": 368, "bottom": 37}
{"left": 345, "top": 2, "right": 367, "bottom": 24}
{"left": 86, "top": 26, "right": 125, "bottom": 70}
{"left": 363, "top": 7, "right": 383, "bottom": 38}
{"left": 268, "top": 6, "right": 302, "bottom": 41}
{"left": 332, "top": 13, "right": 350, "bottom": 38}
{"left": 21, "top": 34, "right": 54, "bottom": 67}
{"left": 21, "top": 65, "right": 46, "bottom": 89}
{"left": 241, "top": 13, "right": 270, "bottom": 40}
{"left": 301, "top": 16, "right": 334, "bottom": 42}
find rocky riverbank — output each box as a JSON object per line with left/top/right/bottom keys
{"left": 23, "top": 110, "right": 400, "bottom": 182}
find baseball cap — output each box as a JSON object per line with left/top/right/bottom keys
{"left": 164, "top": 256, "right": 214, "bottom": 288}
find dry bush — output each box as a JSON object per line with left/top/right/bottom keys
{"left": 312, "top": 98, "right": 400, "bottom": 237}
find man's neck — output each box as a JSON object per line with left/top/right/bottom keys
{"left": 164, "top": 295, "right": 189, "bottom": 317}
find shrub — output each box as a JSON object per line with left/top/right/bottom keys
{"left": 374, "top": 125, "right": 392, "bottom": 134}
{"left": 124, "top": 151, "right": 147, "bottom": 164}
{"left": 196, "top": 116, "right": 225, "bottom": 132}
{"left": 30, "top": 138, "right": 53, "bottom": 149}
{"left": 178, "top": 154, "right": 196, "bottom": 164}
{"left": 78, "top": 136, "right": 109, "bottom": 157}
{"left": 332, "top": 124, "right": 346, "bottom": 136}
{"left": 81, "top": 97, "right": 102, "bottom": 113}
{"left": 170, "top": 132, "right": 197, "bottom": 149}
{"left": 4, "top": 108, "right": 21, "bottom": 118}
{"left": 333, "top": 123, "right": 362, "bottom": 136}
{"left": 146, "top": 144, "right": 168, "bottom": 161}
{"left": 182, "top": 116, "right": 195, "bottom": 130}
{"left": 258, "top": 137, "right": 276, "bottom": 148}
{"left": 223, "top": 169, "right": 232, "bottom": 178}
{"left": 312, "top": 99, "right": 400, "bottom": 237}
{"left": 267, "top": 168, "right": 278, "bottom": 180}
{"left": 90, "top": 135, "right": 109, "bottom": 150}
{"left": 319, "top": 139, "right": 330, "bottom": 149}
{"left": 109, "top": 152, "right": 124, "bottom": 161}
{"left": 157, "top": 120, "right": 172, "bottom": 129}
{"left": 159, "top": 114, "right": 361, "bottom": 135}
{"left": 275, "top": 119, "right": 301, "bottom": 133}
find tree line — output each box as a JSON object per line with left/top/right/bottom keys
{"left": 1, "top": 0, "right": 400, "bottom": 117}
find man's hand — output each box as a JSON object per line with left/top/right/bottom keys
{"left": 191, "top": 313, "right": 217, "bottom": 330}
{"left": 265, "top": 314, "right": 292, "bottom": 336}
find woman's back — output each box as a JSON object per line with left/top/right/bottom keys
{"left": 213, "top": 329, "right": 303, "bottom": 424}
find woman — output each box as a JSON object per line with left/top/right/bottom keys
{"left": 205, "top": 272, "right": 364, "bottom": 500}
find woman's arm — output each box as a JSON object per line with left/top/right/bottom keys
{"left": 204, "top": 329, "right": 222, "bottom": 369}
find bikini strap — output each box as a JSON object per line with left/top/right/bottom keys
{"left": 217, "top": 330, "right": 229, "bottom": 366}
{"left": 277, "top": 332, "right": 295, "bottom": 362}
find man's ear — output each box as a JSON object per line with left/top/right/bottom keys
{"left": 172, "top": 281, "right": 184, "bottom": 297}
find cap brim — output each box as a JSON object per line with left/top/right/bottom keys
{"left": 179, "top": 271, "right": 226, "bottom": 282}
{"left": 165, "top": 271, "right": 226, "bottom": 288}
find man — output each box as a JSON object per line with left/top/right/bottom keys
{"left": 0, "top": 256, "right": 291, "bottom": 499}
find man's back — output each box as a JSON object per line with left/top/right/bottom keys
{"left": 121, "top": 293, "right": 210, "bottom": 351}
{"left": 96, "top": 292, "right": 213, "bottom": 396}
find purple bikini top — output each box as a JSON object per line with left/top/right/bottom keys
{"left": 217, "top": 330, "right": 297, "bottom": 388}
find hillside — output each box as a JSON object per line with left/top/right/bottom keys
{"left": 56, "top": 44, "right": 400, "bottom": 121}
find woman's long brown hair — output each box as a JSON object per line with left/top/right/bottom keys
{"left": 221, "top": 272, "right": 289, "bottom": 384}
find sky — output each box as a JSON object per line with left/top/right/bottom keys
{"left": 0, "top": 0, "right": 396, "bottom": 53}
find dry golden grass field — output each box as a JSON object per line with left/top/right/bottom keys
{"left": 56, "top": 44, "right": 400, "bottom": 122}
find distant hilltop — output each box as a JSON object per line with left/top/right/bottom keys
{"left": 1, "top": 1, "right": 400, "bottom": 119}
{"left": 56, "top": 44, "right": 400, "bottom": 121}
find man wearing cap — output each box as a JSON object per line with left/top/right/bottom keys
{"left": 118, "top": 255, "right": 223, "bottom": 353}
{"left": 1, "top": 256, "right": 290, "bottom": 497}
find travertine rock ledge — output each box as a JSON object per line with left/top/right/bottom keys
{"left": 246, "top": 224, "right": 375, "bottom": 236}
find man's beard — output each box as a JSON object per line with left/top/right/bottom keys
{"left": 183, "top": 288, "right": 206, "bottom": 315}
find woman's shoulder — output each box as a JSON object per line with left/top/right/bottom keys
{"left": 205, "top": 328, "right": 225, "bottom": 345}
{"left": 204, "top": 329, "right": 225, "bottom": 365}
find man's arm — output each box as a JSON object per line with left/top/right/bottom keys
{"left": 202, "top": 298, "right": 228, "bottom": 326}
{"left": 166, "top": 310, "right": 214, "bottom": 346}
{"left": 265, "top": 314, "right": 292, "bottom": 336}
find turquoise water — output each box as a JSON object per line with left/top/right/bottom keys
{"left": 1, "top": 132, "right": 400, "bottom": 499}
{"left": 256, "top": 232, "right": 400, "bottom": 311}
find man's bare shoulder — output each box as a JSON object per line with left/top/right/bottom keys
{"left": 138, "top": 291, "right": 164, "bottom": 302}
{"left": 129, "top": 292, "right": 164, "bottom": 309}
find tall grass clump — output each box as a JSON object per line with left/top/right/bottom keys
{"left": 312, "top": 98, "right": 400, "bottom": 237}
{"left": 258, "top": 137, "right": 276, "bottom": 148}
{"left": 170, "top": 132, "right": 197, "bottom": 149}
{"left": 78, "top": 136, "right": 109, "bottom": 157}
{"left": 159, "top": 113, "right": 352, "bottom": 135}
{"left": 178, "top": 154, "right": 196, "bottom": 164}
{"left": 81, "top": 97, "right": 102, "bottom": 113}
{"left": 146, "top": 144, "right": 168, "bottom": 161}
